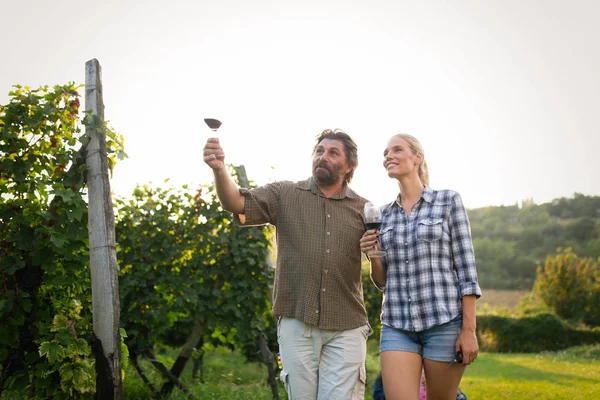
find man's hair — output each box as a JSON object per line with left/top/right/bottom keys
{"left": 313, "top": 128, "right": 359, "bottom": 184}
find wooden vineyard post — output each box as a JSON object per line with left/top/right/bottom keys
{"left": 85, "top": 58, "right": 122, "bottom": 399}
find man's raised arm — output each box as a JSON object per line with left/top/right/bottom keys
{"left": 203, "top": 138, "right": 245, "bottom": 215}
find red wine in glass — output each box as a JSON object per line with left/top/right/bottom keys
{"left": 366, "top": 222, "right": 382, "bottom": 230}
{"left": 364, "top": 202, "right": 386, "bottom": 257}
{"left": 204, "top": 118, "right": 222, "bottom": 136}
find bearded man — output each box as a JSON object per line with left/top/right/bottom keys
{"left": 203, "top": 128, "right": 371, "bottom": 400}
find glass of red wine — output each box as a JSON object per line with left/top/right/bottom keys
{"left": 364, "top": 202, "right": 386, "bottom": 257}
{"left": 204, "top": 118, "right": 222, "bottom": 137}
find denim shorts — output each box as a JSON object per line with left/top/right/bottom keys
{"left": 380, "top": 314, "right": 462, "bottom": 362}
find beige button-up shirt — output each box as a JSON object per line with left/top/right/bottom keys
{"left": 236, "top": 177, "right": 369, "bottom": 331}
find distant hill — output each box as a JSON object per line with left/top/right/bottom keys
{"left": 468, "top": 193, "right": 600, "bottom": 289}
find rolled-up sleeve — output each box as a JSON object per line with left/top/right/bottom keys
{"left": 449, "top": 193, "right": 482, "bottom": 299}
{"left": 234, "top": 182, "right": 281, "bottom": 226}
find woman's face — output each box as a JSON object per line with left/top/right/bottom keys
{"left": 383, "top": 136, "right": 422, "bottom": 180}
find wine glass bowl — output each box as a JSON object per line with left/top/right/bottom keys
{"left": 364, "top": 202, "right": 386, "bottom": 258}
{"left": 204, "top": 118, "right": 222, "bottom": 135}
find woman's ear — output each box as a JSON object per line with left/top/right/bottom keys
{"left": 415, "top": 152, "right": 424, "bottom": 166}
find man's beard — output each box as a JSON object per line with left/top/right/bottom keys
{"left": 313, "top": 163, "right": 344, "bottom": 187}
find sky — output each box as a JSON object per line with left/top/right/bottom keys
{"left": 1, "top": 0, "right": 599, "bottom": 208}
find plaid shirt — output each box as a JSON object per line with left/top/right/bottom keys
{"left": 235, "top": 177, "right": 369, "bottom": 331}
{"left": 379, "top": 186, "right": 481, "bottom": 332}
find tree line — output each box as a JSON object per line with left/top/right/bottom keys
{"left": 469, "top": 194, "right": 600, "bottom": 289}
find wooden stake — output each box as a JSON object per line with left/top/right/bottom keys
{"left": 85, "top": 58, "right": 122, "bottom": 399}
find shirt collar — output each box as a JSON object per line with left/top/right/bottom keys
{"left": 297, "top": 177, "right": 357, "bottom": 199}
{"left": 421, "top": 185, "right": 434, "bottom": 203}
{"left": 384, "top": 185, "right": 434, "bottom": 216}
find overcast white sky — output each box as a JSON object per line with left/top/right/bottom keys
{"left": 1, "top": 0, "right": 599, "bottom": 208}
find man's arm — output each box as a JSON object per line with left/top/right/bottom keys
{"left": 203, "top": 138, "right": 245, "bottom": 214}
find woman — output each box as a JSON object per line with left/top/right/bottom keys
{"left": 361, "top": 134, "right": 481, "bottom": 400}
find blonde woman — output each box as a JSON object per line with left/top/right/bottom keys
{"left": 361, "top": 134, "right": 481, "bottom": 400}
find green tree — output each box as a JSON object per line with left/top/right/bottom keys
{"left": 532, "top": 249, "right": 600, "bottom": 326}
{"left": 467, "top": 194, "right": 600, "bottom": 290}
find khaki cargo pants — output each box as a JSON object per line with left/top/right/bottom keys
{"left": 278, "top": 317, "right": 372, "bottom": 400}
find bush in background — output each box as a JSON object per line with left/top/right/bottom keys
{"left": 533, "top": 249, "right": 600, "bottom": 327}
{"left": 477, "top": 312, "right": 600, "bottom": 353}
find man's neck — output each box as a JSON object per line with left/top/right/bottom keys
{"left": 317, "top": 181, "right": 345, "bottom": 198}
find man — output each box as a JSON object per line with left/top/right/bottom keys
{"left": 203, "top": 129, "right": 371, "bottom": 399}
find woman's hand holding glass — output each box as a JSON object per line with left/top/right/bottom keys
{"left": 360, "top": 229, "right": 382, "bottom": 256}
{"left": 363, "top": 202, "right": 386, "bottom": 257}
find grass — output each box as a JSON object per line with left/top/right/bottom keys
{"left": 123, "top": 345, "right": 287, "bottom": 400}
{"left": 460, "top": 347, "right": 600, "bottom": 399}
{"left": 123, "top": 340, "right": 600, "bottom": 399}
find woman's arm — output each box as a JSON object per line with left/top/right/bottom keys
{"left": 448, "top": 192, "right": 481, "bottom": 365}
{"left": 456, "top": 295, "right": 478, "bottom": 365}
{"left": 360, "top": 230, "right": 386, "bottom": 289}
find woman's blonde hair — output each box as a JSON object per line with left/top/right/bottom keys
{"left": 391, "top": 133, "right": 429, "bottom": 186}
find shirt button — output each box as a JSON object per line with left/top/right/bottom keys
{"left": 406, "top": 278, "right": 410, "bottom": 282}
{"left": 315, "top": 310, "right": 319, "bottom": 314}
{"left": 327, "top": 232, "right": 331, "bottom": 235}
{"left": 408, "top": 298, "right": 412, "bottom": 302}
{"left": 324, "top": 269, "right": 328, "bottom": 273}
{"left": 322, "top": 288, "right": 326, "bottom": 292}
{"left": 404, "top": 242, "right": 408, "bottom": 246}
{"left": 327, "top": 214, "right": 331, "bottom": 218}
{"left": 326, "top": 249, "right": 330, "bottom": 254}
{"left": 405, "top": 259, "right": 408, "bottom": 263}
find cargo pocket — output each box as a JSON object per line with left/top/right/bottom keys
{"left": 351, "top": 365, "right": 367, "bottom": 399}
{"left": 280, "top": 370, "right": 292, "bottom": 399}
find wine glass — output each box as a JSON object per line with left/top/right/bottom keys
{"left": 364, "top": 202, "right": 386, "bottom": 258}
{"left": 204, "top": 118, "right": 222, "bottom": 137}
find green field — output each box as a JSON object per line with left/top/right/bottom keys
{"left": 478, "top": 289, "right": 530, "bottom": 309}
{"left": 123, "top": 341, "right": 600, "bottom": 399}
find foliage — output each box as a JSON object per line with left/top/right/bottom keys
{"left": 513, "top": 292, "right": 551, "bottom": 316}
{"left": 468, "top": 194, "right": 600, "bottom": 290}
{"left": 532, "top": 249, "right": 600, "bottom": 326}
{"left": 115, "top": 179, "right": 276, "bottom": 393}
{"left": 0, "top": 84, "right": 124, "bottom": 398}
{"left": 476, "top": 312, "right": 600, "bottom": 353}
{"left": 361, "top": 262, "right": 383, "bottom": 340}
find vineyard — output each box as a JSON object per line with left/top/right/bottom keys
{"left": 0, "top": 83, "right": 280, "bottom": 399}
{"left": 2, "top": 81, "right": 599, "bottom": 399}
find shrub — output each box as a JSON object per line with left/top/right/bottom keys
{"left": 532, "top": 249, "right": 600, "bottom": 326}
{"left": 477, "top": 312, "right": 600, "bottom": 353}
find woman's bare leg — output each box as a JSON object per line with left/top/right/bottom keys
{"left": 422, "top": 359, "right": 465, "bottom": 400}
{"left": 381, "top": 350, "right": 423, "bottom": 400}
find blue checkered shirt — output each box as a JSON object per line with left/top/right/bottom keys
{"left": 378, "top": 186, "right": 481, "bottom": 332}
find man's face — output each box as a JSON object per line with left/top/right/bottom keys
{"left": 312, "top": 139, "right": 352, "bottom": 187}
